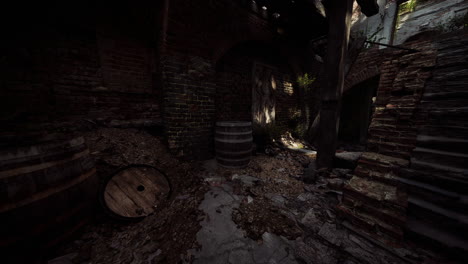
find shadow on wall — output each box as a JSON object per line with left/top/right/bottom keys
{"left": 339, "top": 75, "right": 380, "bottom": 144}
{"left": 214, "top": 41, "right": 291, "bottom": 123}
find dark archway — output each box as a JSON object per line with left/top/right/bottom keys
{"left": 338, "top": 75, "right": 380, "bottom": 144}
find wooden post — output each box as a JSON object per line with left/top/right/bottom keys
{"left": 316, "top": 0, "right": 354, "bottom": 169}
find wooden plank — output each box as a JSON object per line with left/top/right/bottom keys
{"left": 133, "top": 168, "right": 169, "bottom": 196}
{"left": 104, "top": 181, "right": 138, "bottom": 218}
{"left": 117, "top": 169, "right": 157, "bottom": 207}
{"left": 110, "top": 170, "right": 155, "bottom": 215}
{"left": 0, "top": 149, "right": 90, "bottom": 179}
{"left": 103, "top": 167, "right": 171, "bottom": 218}
{"left": 0, "top": 168, "right": 96, "bottom": 213}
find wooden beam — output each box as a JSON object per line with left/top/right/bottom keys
{"left": 316, "top": 0, "right": 354, "bottom": 169}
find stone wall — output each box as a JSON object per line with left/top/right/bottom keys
{"left": 394, "top": 0, "right": 468, "bottom": 45}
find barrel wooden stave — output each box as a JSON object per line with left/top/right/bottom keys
{"left": 215, "top": 121, "right": 253, "bottom": 168}
{"left": 0, "top": 135, "right": 98, "bottom": 251}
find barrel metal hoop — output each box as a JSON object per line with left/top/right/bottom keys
{"left": 216, "top": 121, "right": 252, "bottom": 127}
{"left": 215, "top": 137, "right": 253, "bottom": 143}
{"left": 215, "top": 148, "right": 253, "bottom": 156}
{"left": 215, "top": 131, "right": 252, "bottom": 136}
{"left": 216, "top": 156, "right": 251, "bottom": 162}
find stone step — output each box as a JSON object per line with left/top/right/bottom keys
{"left": 342, "top": 192, "right": 406, "bottom": 227}
{"left": 422, "top": 90, "right": 468, "bottom": 100}
{"left": 420, "top": 98, "right": 468, "bottom": 109}
{"left": 399, "top": 167, "right": 468, "bottom": 194}
{"left": 406, "top": 217, "right": 468, "bottom": 253}
{"left": 408, "top": 196, "right": 468, "bottom": 231}
{"left": 343, "top": 176, "right": 407, "bottom": 210}
{"left": 418, "top": 125, "right": 468, "bottom": 139}
{"left": 427, "top": 107, "right": 468, "bottom": 120}
{"left": 337, "top": 204, "right": 404, "bottom": 242}
{"left": 416, "top": 135, "right": 468, "bottom": 154}
{"left": 398, "top": 170, "right": 468, "bottom": 204}
{"left": 411, "top": 157, "right": 467, "bottom": 175}
{"left": 412, "top": 147, "right": 468, "bottom": 170}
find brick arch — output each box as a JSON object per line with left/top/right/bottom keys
{"left": 344, "top": 65, "right": 380, "bottom": 92}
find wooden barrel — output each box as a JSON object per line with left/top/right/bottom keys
{"left": 215, "top": 121, "right": 253, "bottom": 168}
{"left": 0, "top": 135, "right": 98, "bottom": 254}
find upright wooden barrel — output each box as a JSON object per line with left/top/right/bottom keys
{"left": 215, "top": 121, "right": 253, "bottom": 168}
{"left": 0, "top": 135, "right": 98, "bottom": 254}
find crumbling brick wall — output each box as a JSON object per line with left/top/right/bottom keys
{"left": 338, "top": 36, "right": 451, "bottom": 244}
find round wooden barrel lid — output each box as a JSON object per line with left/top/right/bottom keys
{"left": 103, "top": 166, "right": 170, "bottom": 219}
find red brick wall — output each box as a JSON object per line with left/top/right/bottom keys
{"left": 160, "top": 0, "right": 279, "bottom": 158}
{"left": 0, "top": 4, "right": 160, "bottom": 132}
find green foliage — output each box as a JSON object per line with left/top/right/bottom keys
{"left": 285, "top": 110, "right": 306, "bottom": 139}
{"left": 399, "top": 0, "right": 417, "bottom": 14}
{"left": 297, "top": 73, "right": 316, "bottom": 89}
{"left": 364, "top": 24, "right": 385, "bottom": 49}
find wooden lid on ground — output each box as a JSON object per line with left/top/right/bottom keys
{"left": 103, "top": 166, "right": 170, "bottom": 219}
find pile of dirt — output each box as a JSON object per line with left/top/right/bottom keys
{"left": 82, "top": 128, "right": 180, "bottom": 181}
{"left": 51, "top": 128, "right": 207, "bottom": 264}
{"left": 232, "top": 197, "right": 302, "bottom": 241}
{"left": 214, "top": 151, "right": 313, "bottom": 242}
{"left": 214, "top": 152, "right": 313, "bottom": 197}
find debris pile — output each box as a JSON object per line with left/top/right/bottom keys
{"left": 51, "top": 128, "right": 207, "bottom": 264}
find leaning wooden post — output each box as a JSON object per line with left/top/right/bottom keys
{"left": 316, "top": 0, "right": 354, "bottom": 169}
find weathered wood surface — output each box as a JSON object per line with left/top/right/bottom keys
{"left": 316, "top": 0, "right": 354, "bottom": 169}
{"left": 0, "top": 135, "right": 98, "bottom": 254}
{"left": 104, "top": 166, "right": 170, "bottom": 218}
{"left": 215, "top": 121, "right": 253, "bottom": 168}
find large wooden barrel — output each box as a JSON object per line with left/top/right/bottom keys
{"left": 215, "top": 121, "right": 253, "bottom": 168}
{"left": 0, "top": 135, "right": 98, "bottom": 256}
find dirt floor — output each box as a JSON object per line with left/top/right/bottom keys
{"left": 46, "top": 128, "right": 455, "bottom": 264}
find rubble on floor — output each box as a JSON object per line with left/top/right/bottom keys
{"left": 50, "top": 128, "right": 207, "bottom": 263}
{"left": 50, "top": 137, "right": 456, "bottom": 263}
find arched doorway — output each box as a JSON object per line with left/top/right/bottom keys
{"left": 338, "top": 75, "right": 380, "bottom": 144}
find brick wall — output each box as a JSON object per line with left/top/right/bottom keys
{"left": 216, "top": 54, "right": 253, "bottom": 122}
{"left": 160, "top": 0, "right": 280, "bottom": 158}
{"left": 215, "top": 48, "right": 297, "bottom": 127}
{"left": 161, "top": 53, "right": 216, "bottom": 159}
{"left": 0, "top": 3, "right": 160, "bottom": 133}
{"left": 338, "top": 37, "right": 447, "bottom": 244}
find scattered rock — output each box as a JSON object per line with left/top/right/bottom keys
{"left": 303, "top": 162, "right": 317, "bottom": 184}
{"left": 265, "top": 194, "right": 286, "bottom": 207}
{"left": 327, "top": 178, "right": 345, "bottom": 190}
{"left": 332, "top": 168, "right": 352, "bottom": 178}
{"left": 318, "top": 223, "right": 345, "bottom": 247}
{"left": 297, "top": 192, "right": 314, "bottom": 202}
{"left": 232, "top": 174, "right": 261, "bottom": 187}
{"left": 334, "top": 152, "right": 363, "bottom": 169}
{"left": 300, "top": 209, "right": 321, "bottom": 232}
